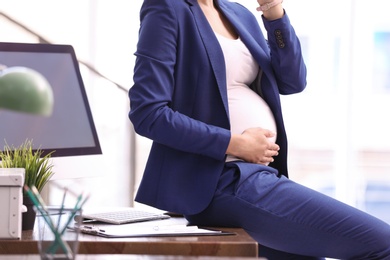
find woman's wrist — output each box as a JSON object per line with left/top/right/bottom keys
{"left": 257, "top": 0, "right": 284, "bottom": 20}
{"left": 226, "top": 134, "right": 243, "bottom": 157}
{"left": 257, "top": 0, "right": 283, "bottom": 12}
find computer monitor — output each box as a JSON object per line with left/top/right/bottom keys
{"left": 0, "top": 42, "right": 102, "bottom": 158}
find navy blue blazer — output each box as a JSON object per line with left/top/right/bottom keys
{"left": 129, "top": 0, "right": 307, "bottom": 215}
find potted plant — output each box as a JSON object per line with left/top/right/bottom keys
{"left": 0, "top": 139, "right": 55, "bottom": 230}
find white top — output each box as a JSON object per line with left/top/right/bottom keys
{"left": 215, "top": 34, "right": 277, "bottom": 162}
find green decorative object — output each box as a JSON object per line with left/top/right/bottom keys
{"left": 0, "top": 139, "right": 55, "bottom": 230}
{"left": 0, "top": 139, "right": 55, "bottom": 193}
{"left": 0, "top": 65, "right": 53, "bottom": 116}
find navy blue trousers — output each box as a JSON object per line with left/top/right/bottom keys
{"left": 185, "top": 162, "right": 390, "bottom": 260}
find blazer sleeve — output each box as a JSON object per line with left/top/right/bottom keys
{"left": 262, "top": 12, "right": 307, "bottom": 95}
{"left": 129, "top": 0, "right": 231, "bottom": 161}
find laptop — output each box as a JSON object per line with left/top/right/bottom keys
{"left": 76, "top": 208, "right": 170, "bottom": 225}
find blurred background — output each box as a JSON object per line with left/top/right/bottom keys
{"left": 1, "top": 0, "right": 390, "bottom": 224}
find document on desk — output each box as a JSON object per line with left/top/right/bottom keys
{"left": 76, "top": 224, "right": 235, "bottom": 238}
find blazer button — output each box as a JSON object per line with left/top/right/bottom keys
{"left": 274, "top": 29, "right": 282, "bottom": 36}
{"left": 275, "top": 30, "right": 285, "bottom": 48}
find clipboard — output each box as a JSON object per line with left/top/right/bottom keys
{"left": 72, "top": 224, "right": 235, "bottom": 238}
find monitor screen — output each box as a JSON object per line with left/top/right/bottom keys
{"left": 0, "top": 42, "right": 102, "bottom": 157}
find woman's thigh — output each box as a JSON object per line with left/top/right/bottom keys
{"left": 186, "top": 163, "right": 390, "bottom": 260}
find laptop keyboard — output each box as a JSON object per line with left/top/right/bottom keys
{"left": 80, "top": 208, "right": 170, "bottom": 225}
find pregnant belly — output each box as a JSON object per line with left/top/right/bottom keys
{"left": 226, "top": 86, "right": 277, "bottom": 163}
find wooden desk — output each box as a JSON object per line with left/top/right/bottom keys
{"left": 0, "top": 255, "right": 264, "bottom": 260}
{"left": 0, "top": 217, "right": 258, "bottom": 257}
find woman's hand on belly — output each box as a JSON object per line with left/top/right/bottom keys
{"left": 226, "top": 127, "right": 280, "bottom": 165}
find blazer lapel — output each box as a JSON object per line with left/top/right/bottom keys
{"left": 217, "top": 1, "right": 281, "bottom": 108}
{"left": 188, "top": 0, "right": 230, "bottom": 118}
{"left": 217, "top": 1, "right": 273, "bottom": 76}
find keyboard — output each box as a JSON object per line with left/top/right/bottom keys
{"left": 78, "top": 208, "right": 170, "bottom": 225}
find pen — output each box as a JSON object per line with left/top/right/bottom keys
{"left": 56, "top": 187, "right": 68, "bottom": 233}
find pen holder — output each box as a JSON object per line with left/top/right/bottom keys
{"left": 35, "top": 206, "right": 82, "bottom": 260}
